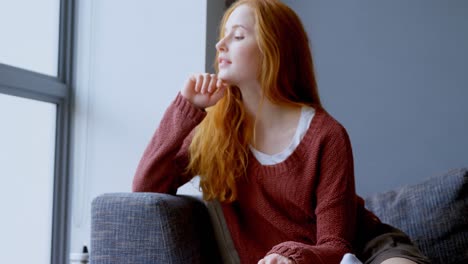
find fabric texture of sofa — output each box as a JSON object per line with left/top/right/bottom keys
{"left": 91, "top": 168, "right": 468, "bottom": 263}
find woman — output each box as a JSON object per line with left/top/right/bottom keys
{"left": 132, "top": 0, "right": 430, "bottom": 263}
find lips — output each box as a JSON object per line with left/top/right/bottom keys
{"left": 218, "top": 57, "right": 232, "bottom": 65}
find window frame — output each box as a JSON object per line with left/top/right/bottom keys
{"left": 0, "top": 0, "right": 75, "bottom": 263}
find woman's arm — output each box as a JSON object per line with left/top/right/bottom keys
{"left": 132, "top": 73, "right": 227, "bottom": 194}
{"left": 132, "top": 93, "right": 206, "bottom": 194}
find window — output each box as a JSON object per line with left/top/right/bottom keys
{"left": 0, "top": 0, "right": 60, "bottom": 76}
{"left": 0, "top": 1, "right": 74, "bottom": 263}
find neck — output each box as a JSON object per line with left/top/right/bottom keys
{"left": 237, "top": 82, "right": 302, "bottom": 142}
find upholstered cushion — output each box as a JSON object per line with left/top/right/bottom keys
{"left": 91, "top": 193, "right": 221, "bottom": 264}
{"left": 364, "top": 168, "right": 468, "bottom": 264}
{"left": 204, "top": 200, "right": 240, "bottom": 264}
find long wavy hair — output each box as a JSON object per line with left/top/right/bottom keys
{"left": 187, "top": 0, "right": 322, "bottom": 202}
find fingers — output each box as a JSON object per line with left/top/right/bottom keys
{"left": 199, "top": 73, "right": 209, "bottom": 94}
{"left": 210, "top": 80, "right": 227, "bottom": 102}
{"left": 208, "top": 74, "right": 217, "bottom": 93}
{"left": 258, "top": 254, "right": 293, "bottom": 264}
{"left": 194, "top": 74, "right": 203, "bottom": 93}
{"left": 181, "top": 73, "right": 228, "bottom": 109}
{"left": 192, "top": 73, "right": 225, "bottom": 94}
{"left": 216, "top": 77, "right": 223, "bottom": 89}
{"left": 182, "top": 75, "right": 196, "bottom": 97}
{"left": 189, "top": 75, "right": 197, "bottom": 83}
{"left": 202, "top": 73, "right": 220, "bottom": 94}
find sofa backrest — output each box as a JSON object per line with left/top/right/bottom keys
{"left": 364, "top": 168, "right": 468, "bottom": 264}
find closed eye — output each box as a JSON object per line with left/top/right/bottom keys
{"left": 234, "top": 36, "right": 244, "bottom": 40}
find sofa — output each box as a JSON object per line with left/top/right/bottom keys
{"left": 91, "top": 168, "right": 468, "bottom": 263}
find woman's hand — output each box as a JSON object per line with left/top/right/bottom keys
{"left": 181, "top": 73, "right": 228, "bottom": 109}
{"left": 258, "top": 253, "right": 294, "bottom": 264}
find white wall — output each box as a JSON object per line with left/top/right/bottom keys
{"left": 71, "top": 0, "right": 210, "bottom": 254}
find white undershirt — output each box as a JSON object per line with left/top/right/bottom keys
{"left": 250, "top": 106, "right": 315, "bottom": 165}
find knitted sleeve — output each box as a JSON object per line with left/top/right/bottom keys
{"left": 267, "top": 122, "right": 357, "bottom": 264}
{"left": 132, "top": 92, "right": 206, "bottom": 194}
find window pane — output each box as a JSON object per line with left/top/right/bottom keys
{"left": 0, "top": 93, "right": 56, "bottom": 264}
{"left": 0, "top": 0, "right": 60, "bottom": 76}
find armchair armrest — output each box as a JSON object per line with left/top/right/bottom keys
{"left": 91, "top": 192, "right": 221, "bottom": 264}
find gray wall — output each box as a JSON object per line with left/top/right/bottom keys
{"left": 206, "top": 0, "right": 226, "bottom": 72}
{"left": 283, "top": 0, "right": 468, "bottom": 196}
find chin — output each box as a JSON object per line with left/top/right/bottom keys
{"left": 217, "top": 72, "right": 234, "bottom": 84}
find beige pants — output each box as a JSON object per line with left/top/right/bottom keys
{"left": 356, "top": 223, "right": 430, "bottom": 264}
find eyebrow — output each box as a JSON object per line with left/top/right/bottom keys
{"left": 224, "top": 24, "right": 249, "bottom": 32}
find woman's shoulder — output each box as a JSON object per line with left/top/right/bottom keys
{"left": 312, "top": 109, "right": 350, "bottom": 139}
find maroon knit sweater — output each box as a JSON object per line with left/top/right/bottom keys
{"left": 133, "top": 93, "right": 379, "bottom": 264}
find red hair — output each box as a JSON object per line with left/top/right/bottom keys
{"left": 188, "top": 0, "right": 322, "bottom": 202}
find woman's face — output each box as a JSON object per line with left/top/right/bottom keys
{"left": 216, "top": 5, "right": 261, "bottom": 86}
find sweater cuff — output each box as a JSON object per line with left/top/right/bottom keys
{"left": 267, "top": 243, "right": 322, "bottom": 264}
{"left": 173, "top": 92, "right": 207, "bottom": 123}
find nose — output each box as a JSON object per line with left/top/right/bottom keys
{"left": 216, "top": 37, "right": 227, "bottom": 52}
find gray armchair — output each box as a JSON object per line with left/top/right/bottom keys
{"left": 91, "top": 168, "right": 468, "bottom": 264}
